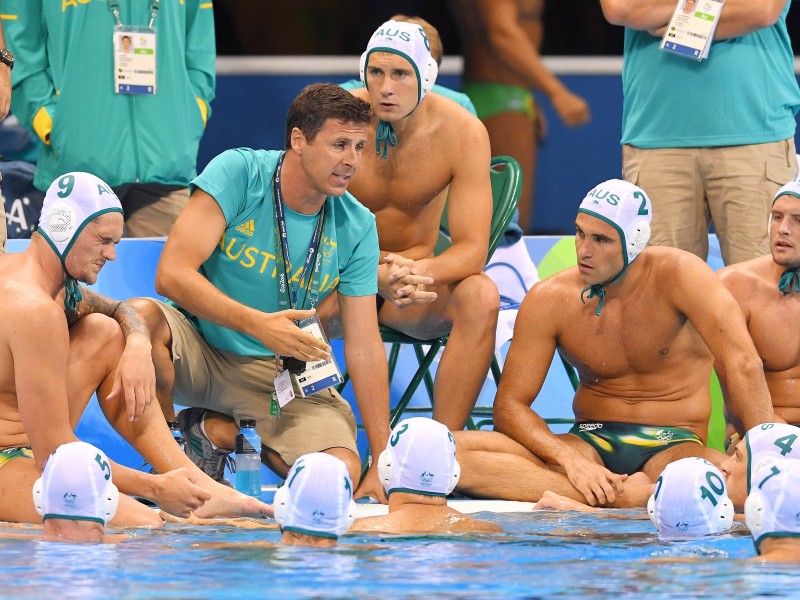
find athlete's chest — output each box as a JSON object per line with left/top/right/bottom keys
{"left": 748, "top": 296, "right": 800, "bottom": 372}
{"left": 558, "top": 296, "right": 704, "bottom": 378}
{"left": 351, "top": 143, "right": 452, "bottom": 212}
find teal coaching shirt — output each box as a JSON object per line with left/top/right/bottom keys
{"left": 182, "top": 148, "right": 379, "bottom": 356}
{"left": 620, "top": 2, "right": 800, "bottom": 149}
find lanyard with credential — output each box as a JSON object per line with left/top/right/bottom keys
{"left": 108, "top": 0, "right": 161, "bottom": 28}
{"left": 273, "top": 153, "right": 326, "bottom": 312}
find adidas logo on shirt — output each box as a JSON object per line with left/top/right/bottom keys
{"left": 235, "top": 219, "right": 256, "bottom": 237}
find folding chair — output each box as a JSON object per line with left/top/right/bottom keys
{"left": 352, "top": 156, "right": 523, "bottom": 431}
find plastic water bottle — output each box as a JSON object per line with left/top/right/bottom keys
{"left": 168, "top": 421, "right": 186, "bottom": 453}
{"left": 235, "top": 419, "right": 262, "bottom": 498}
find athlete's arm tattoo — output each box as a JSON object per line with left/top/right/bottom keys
{"left": 65, "top": 287, "right": 150, "bottom": 339}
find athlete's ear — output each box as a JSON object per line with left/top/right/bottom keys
{"left": 290, "top": 127, "right": 306, "bottom": 153}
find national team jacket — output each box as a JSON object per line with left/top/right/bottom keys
{"left": 5, "top": 0, "right": 216, "bottom": 191}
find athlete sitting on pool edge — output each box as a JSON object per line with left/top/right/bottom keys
{"left": 451, "top": 178, "right": 775, "bottom": 507}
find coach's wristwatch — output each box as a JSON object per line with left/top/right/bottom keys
{"left": 0, "top": 48, "right": 14, "bottom": 71}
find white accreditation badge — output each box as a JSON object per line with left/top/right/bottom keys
{"left": 291, "top": 315, "right": 343, "bottom": 397}
{"left": 660, "top": 0, "right": 725, "bottom": 61}
{"left": 113, "top": 26, "right": 157, "bottom": 95}
{"left": 273, "top": 369, "right": 296, "bottom": 408}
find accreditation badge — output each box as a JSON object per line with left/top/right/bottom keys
{"left": 291, "top": 315, "right": 343, "bottom": 397}
{"left": 113, "top": 26, "right": 157, "bottom": 95}
{"left": 273, "top": 369, "right": 295, "bottom": 409}
{"left": 660, "top": 0, "right": 724, "bottom": 61}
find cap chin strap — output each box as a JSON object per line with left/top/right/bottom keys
{"left": 375, "top": 100, "right": 423, "bottom": 159}
{"left": 375, "top": 121, "right": 398, "bottom": 159}
{"left": 64, "top": 272, "right": 83, "bottom": 311}
{"left": 778, "top": 268, "right": 800, "bottom": 296}
{"left": 37, "top": 232, "right": 83, "bottom": 310}
{"left": 580, "top": 267, "right": 626, "bottom": 317}
{"left": 375, "top": 85, "right": 429, "bottom": 159}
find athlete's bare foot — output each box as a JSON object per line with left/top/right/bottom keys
{"left": 535, "top": 490, "right": 602, "bottom": 512}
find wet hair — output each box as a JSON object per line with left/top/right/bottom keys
{"left": 284, "top": 83, "right": 373, "bottom": 149}
{"left": 390, "top": 14, "right": 444, "bottom": 66}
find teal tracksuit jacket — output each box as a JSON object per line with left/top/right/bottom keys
{"left": 5, "top": 0, "right": 216, "bottom": 191}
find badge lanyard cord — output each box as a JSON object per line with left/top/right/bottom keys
{"left": 108, "top": 0, "right": 161, "bottom": 29}
{"left": 272, "top": 152, "right": 326, "bottom": 371}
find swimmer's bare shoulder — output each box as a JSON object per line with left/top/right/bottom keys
{"left": 160, "top": 512, "right": 278, "bottom": 529}
{"left": 418, "top": 511, "right": 502, "bottom": 534}
{"left": 641, "top": 244, "right": 706, "bottom": 273}
{"left": 642, "top": 245, "right": 721, "bottom": 298}
{"left": 2, "top": 282, "right": 63, "bottom": 347}
{"left": 349, "top": 515, "right": 389, "bottom": 533}
{"left": 426, "top": 92, "right": 487, "bottom": 145}
{"left": 348, "top": 86, "right": 369, "bottom": 103}
{"left": 533, "top": 265, "right": 582, "bottom": 295}
{"left": 718, "top": 255, "right": 772, "bottom": 293}
{"left": 0, "top": 531, "right": 128, "bottom": 544}
{"left": 1, "top": 254, "right": 55, "bottom": 307}
{"left": 519, "top": 267, "right": 582, "bottom": 324}
{"left": 351, "top": 511, "right": 502, "bottom": 534}
{"left": 460, "top": 515, "right": 503, "bottom": 533}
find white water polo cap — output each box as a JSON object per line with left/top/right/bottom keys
{"left": 378, "top": 417, "right": 460, "bottom": 498}
{"left": 647, "top": 457, "right": 734, "bottom": 539}
{"left": 273, "top": 453, "right": 356, "bottom": 540}
{"left": 360, "top": 19, "right": 438, "bottom": 104}
{"left": 744, "top": 423, "right": 800, "bottom": 494}
{"left": 39, "top": 172, "right": 122, "bottom": 260}
{"left": 745, "top": 458, "right": 800, "bottom": 554}
{"left": 360, "top": 20, "right": 438, "bottom": 159}
{"left": 578, "top": 179, "right": 652, "bottom": 268}
{"left": 33, "top": 441, "right": 120, "bottom": 525}
{"left": 38, "top": 172, "right": 123, "bottom": 309}
{"left": 772, "top": 180, "right": 800, "bottom": 205}
{"left": 577, "top": 179, "right": 652, "bottom": 315}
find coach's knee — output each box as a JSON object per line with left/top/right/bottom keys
{"left": 324, "top": 448, "right": 362, "bottom": 486}
{"left": 127, "top": 298, "right": 167, "bottom": 343}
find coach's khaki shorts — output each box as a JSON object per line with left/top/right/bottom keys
{"left": 146, "top": 299, "right": 358, "bottom": 466}
{"left": 113, "top": 184, "right": 190, "bottom": 238}
{"left": 623, "top": 138, "right": 798, "bottom": 265}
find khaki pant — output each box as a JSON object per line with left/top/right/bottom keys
{"left": 147, "top": 299, "right": 358, "bottom": 466}
{"left": 113, "top": 184, "right": 190, "bottom": 238}
{"left": 622, "top": 139, "right": 798, "bottom": 265}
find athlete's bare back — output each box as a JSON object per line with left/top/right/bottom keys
{"left": 451, "top": 0, "right": 544, "bottom": 85}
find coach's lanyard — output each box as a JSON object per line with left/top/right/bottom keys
{"left": 272, "top": 153, "right": 326, "bottom": 311}
{"left": 108, "top": 0, "right": 161, "bottom": 28}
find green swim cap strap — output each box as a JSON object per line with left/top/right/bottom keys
{"left": 580, "top": 266, "right": 627, "bottom": 317}
{"left": 64, "top": 275, "right": 83, "bottom": 311}
{"left": 375, "top": 120, "right": 398, "bottom": 159}
{"left": 581, "top": 284, "right": 605, "bottom": 316}
{"left": 778, "top": 268, "right": 800, "bottom": 296}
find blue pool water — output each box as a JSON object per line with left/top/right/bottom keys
{"left": 1, "top": 510, "right": 797, "bottom": 599}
